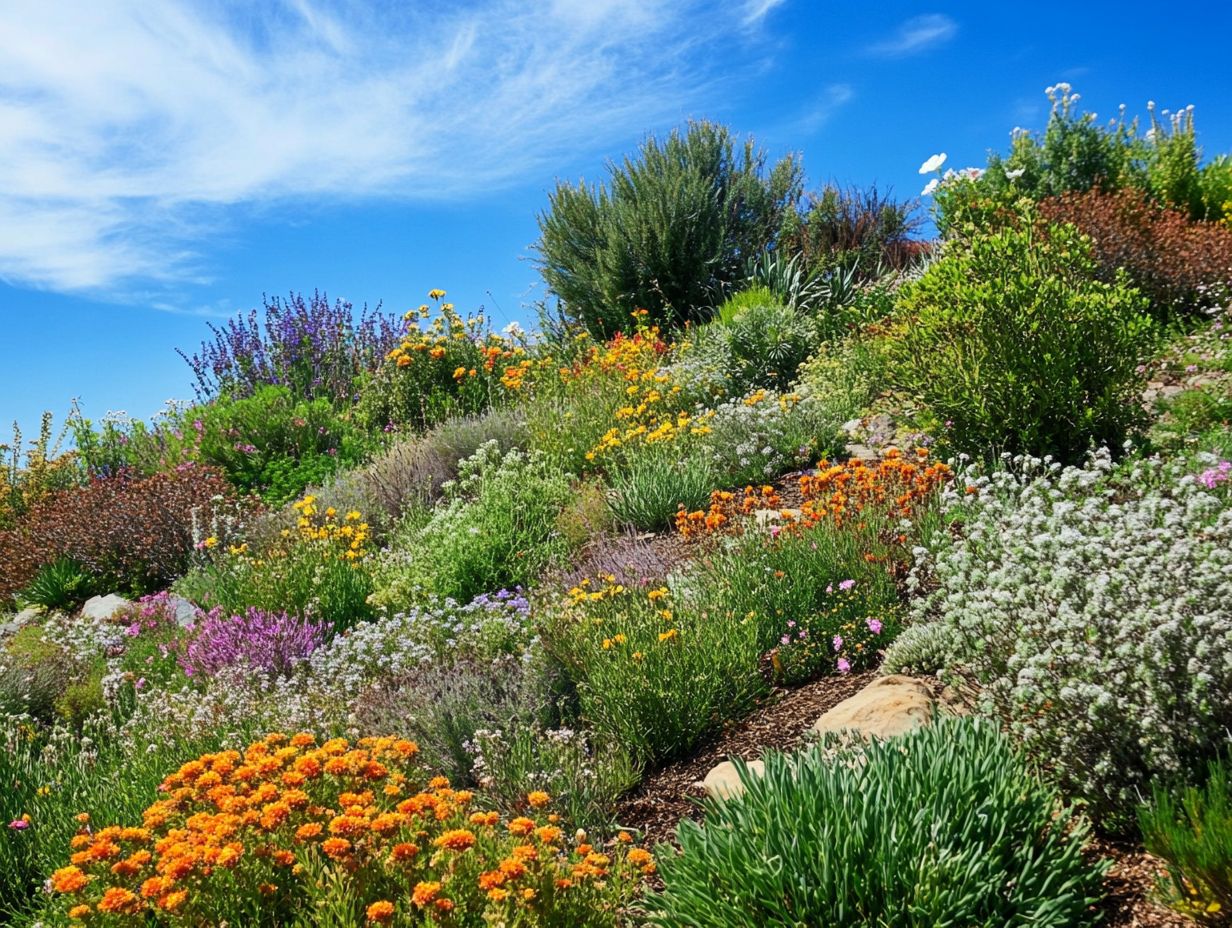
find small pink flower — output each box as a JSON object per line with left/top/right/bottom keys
{"left": 9, "top": 818, "right": 29, "bottom": 831}
{"left": 839, "top": 579, "right": 855, "bottom": 591}
{"left": 832, "top": 634, "right": 843, "bottom": 652}
{"left": 780, "top": 635, "right": 792, "bottom": 645}
{"left": 837, "top": 658, "right": 851, "bottom": 674}
{"left": 867, "top": 618, "right": 883, "bottom": 634}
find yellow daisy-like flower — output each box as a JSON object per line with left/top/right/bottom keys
{"left": 428, "top": 289, "right": 446, "bottom": 300}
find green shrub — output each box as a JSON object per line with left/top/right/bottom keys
{"left": 778, "top": 182, "right": 921, "bottom": 278}
{"left": 0, "top": 625, "right": 78, "bottom": 722}
{"left": 643, "top": 718, "right": 1107, "bottom": 927}
{"left": 355, "top": 293, "right": 521, "bottom": 434}
{"left": 370, "top": 443, "right": 573, "bottom": 607}
{"left": 607, "top": 448, "right": 716, "bottom": 532}
{"left": 886, "top": 214, "right": 1155, "bottom": 463}
{"left": 536, "top": 120, "right": 803, "bottom": 335}
{"left": 195, "top": 385, "right": 370, "bottom": 505}
{"left": 688, "top": 522, "right": 901, "bottom": 683}
{"left": 1140, "top": 755, "right": 1232, "bottom": 924}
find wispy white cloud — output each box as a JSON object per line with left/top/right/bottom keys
{"left": 866, "top": 13, "right": 957, "bottom": 58}
{"left": 796, "top": 83, "right": 855, "bottom": 133}
{"left": 0, "top": 0, "right": 769, "bottom": 296}
{"left": 743, "top": 0, "right": 787, "bottom": 26}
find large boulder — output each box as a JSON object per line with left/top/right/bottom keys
{"left": 80, "top": 593, "right": 131, "bottom": 622}
{"left": 809, "top": 675, "right": 936, "bottom": 742}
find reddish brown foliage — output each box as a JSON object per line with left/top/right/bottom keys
{"left": 1040, "top": 188, "right": 1232, "bottom": 313}
{"left": 0, "top": 464, "right": 239, "bottom": 602}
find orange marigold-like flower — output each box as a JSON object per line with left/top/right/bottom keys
{"left": 159, "top": 890, "right": 188, "bottom": 911}
{"left": 321, "top": 837, "right": 352, "bottom": 859}
{"left": 68, "top": 904, "right": 92, "bottom": 919}
{"left": 366, "top": 900, "right": 396, "bottom": 923}
{"left": 51, "top": 866, "right": 90, "bottom": 893}
{"left": 294, "top": 822, "right": 323, "bottom": 842}
{"left": 97, "top": 886, "right": 141, "bottom": 915}
{"left": 389, "top": 842, "right": 419, "bottom": 862}
{"left": 434, "top": 828, "right": 476, "bottom": 851}
{"left": 487, "top": 887, "right": 510, "bottom": 902}
{"left": 469, "top": 810, "right": 500, "bottom": 827}
{"left": 411, "top": 881, "right": 441, "bottom": 907}
{"left": 507, "top": 816, "right": 535, "bottom": 836}
{"left": 535, "top": 825, "right": 563, "bottom": 845}
{"left": 526, "top": 790, "right": 550, "bottom": 808}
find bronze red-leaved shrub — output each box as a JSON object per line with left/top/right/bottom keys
{"left": 1040, "top": 188, "right": 1232, "bottom": 313}
{"left": 0, "top": 464, "right": 237, "bottom": 602}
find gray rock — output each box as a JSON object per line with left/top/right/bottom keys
{"left": 167, "top": 595, "right": 200, "bottom": 628}
{"left": 80, "top": 593, "right": 131, "bottom": 622}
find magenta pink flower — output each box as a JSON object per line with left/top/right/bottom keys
{"left": 837, "top": 658, "right": 851, "bottom": 674}
{"left": 867, "top": 618, "right": 883, "bottom": 634}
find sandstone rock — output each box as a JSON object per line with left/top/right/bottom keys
{"left": 700, "top": 758, "right": 765, "bottom": 801}
{"left": 753, "top": 508, "right": 800, "bottom": 528}
{"left": 809, "top": 675, "right": 935, "bottom": 742}
{"left": 80, "top": 593, "right": 131, "bottom": 622}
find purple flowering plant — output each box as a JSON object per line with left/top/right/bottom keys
{"left": 179, "top": 607, "right": 328, "bottom": 678}
{"left": 178, "top": 290, "right": 402, "bottom": 405}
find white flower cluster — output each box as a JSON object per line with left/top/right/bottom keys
{"left": 702, "top": 390, "right": 834, "bottom": 482}
{"left": 909, "top": 448, "right": 1232, "bottom": 821}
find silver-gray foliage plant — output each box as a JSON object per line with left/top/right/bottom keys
{"left": 908, "top": 447, "right": 1232, "bottom": 823}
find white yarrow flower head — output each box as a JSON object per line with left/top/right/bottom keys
{"left": 919, "top": 152, "right": 947, "bottom": 174}
{"left": 1005, "top": 168, "right": 1026, "bottom": 180}
{"left": 921, "top": 178, "right": 940, "bottom": 196}
{"left": 502, "top": 320, "right": 524, "bottom": 337}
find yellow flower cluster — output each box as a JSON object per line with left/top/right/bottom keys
{"left": 383, "top": 289, "right": 534, "bottom": 391}
{"left": 50, "top": 733, "right": 650, "bottom": 925}
{"left": 292, "top": 495, "right": 370, "bottom": 562}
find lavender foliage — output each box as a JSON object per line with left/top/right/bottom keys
{"left": 180, "top": 608, "right": 328, "bottom": 678}
{"left": 178, "top": 291, "right": 402, "bottom": 404}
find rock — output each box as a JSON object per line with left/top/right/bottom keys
{"left": 700, "top": 758, "right": 765, "bottom": 801}
{"left": 752, "top": 508, "right": 800, "bottom": 528}
{"left": 809, "top": 675, "right": 936, "bottom": 742}
{"left": 13, "top": 605, "right": 43, "bottom": 626}
{"left": 843, "top": 443, "right": 879, "bottom": 463}
{"left": 80, "top": 593, "right": 131, "bottom": 622}
{"left": 841, "top": 418, "right": 864, "bottom": 437}
{"left": 166, "top": 595, "right": 200, "bottom": 628}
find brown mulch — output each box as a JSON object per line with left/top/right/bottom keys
{"left": 613, "top": 672, "right": 1190, "bottom": 928}
{"left": 615, "top": 671, "right": 875, "bottom": 846}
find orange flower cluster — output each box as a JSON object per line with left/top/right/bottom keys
{"left": 797, "top": 448, "right": 951, "bottom": 528}
{"left": 51, "top": 733, "right": 648, "bottom": 925}
{"left": 675, "top": 485, "right": 785, "bottom": 539}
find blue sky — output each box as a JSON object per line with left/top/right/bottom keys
{"left": 3, "top": 0, "right": 1232, "bottom": 445}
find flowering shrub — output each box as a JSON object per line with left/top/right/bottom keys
{"left": 357, "top": 291, "right": 532, "bottom": 434}
{"left": 179, "top": 609, "right": 327, "bottom": 679}
{"left": 47, "top": 734, "right": 648, "bottom": 926}
{"left": 796, "top": 447, "right": 952, "bottom": 529}
{"left": 1039, "top": 187, "right": 1232, "bottom": 314}
{"left": 886, "top": 216, "right": 1155, "bottom": 463}
{"left": 0, "top": 412, "right": 81, "bottom": 530}
{"left": 178, "top": 290, "right": 401, "bottom": 404}
{"left": 700, "top": 387, "right": 838, "bottom": 485}
{"left": 370, "top": 443, "right": 573, "bottom": 607}
{"left": 644, "top": 718, "right": 1106, "bottom": 927}
{"left": 0, "top": 465, "right": 236, "bottom": 605}
{"left": 909, "top": 448, "right": 1232, "bottom": 826}
{"left": 176, "top": 495, "right": 373, "bottom": 631}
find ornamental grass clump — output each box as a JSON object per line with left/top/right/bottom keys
{"left": 46, "top": 733, "right": 649, "bottom": 927}
{"left": 909, "top": 448, "right": 1232, "bottom": 828}
{"left": 643, "top": 718, "right": 1107, "bottom": 927}
{"left": 1139, "top": 753, "right": 1232, "bottom": 924}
